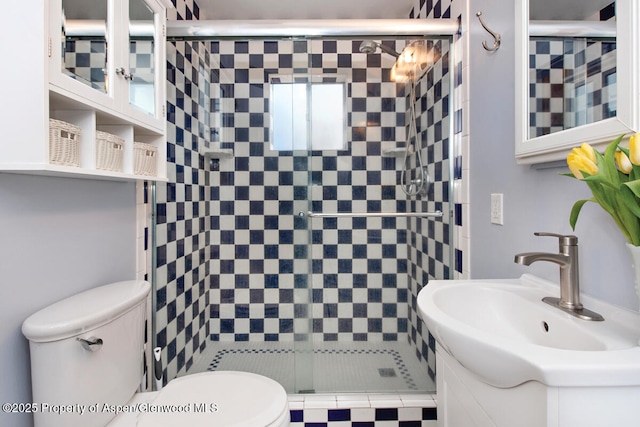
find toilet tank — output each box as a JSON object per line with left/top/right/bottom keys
{"left": 22, "top": 280, "right": 150, "bottom": 427}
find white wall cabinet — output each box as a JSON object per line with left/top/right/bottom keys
{"left": 0, "top": 0, "right": 171, "bottom": 181}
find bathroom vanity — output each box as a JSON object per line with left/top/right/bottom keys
{"left": 418, "top": 275, "right": 640, "bottom": 427}
{"left": 436, "top": 348, "right": 640, "bottom": 427}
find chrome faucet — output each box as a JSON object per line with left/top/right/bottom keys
{"left": 514, "top": 232, "right": 604, "bottom": 321}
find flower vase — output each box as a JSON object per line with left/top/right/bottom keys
{"left": 625, "top": 243, "right": 640, "bottom": 317}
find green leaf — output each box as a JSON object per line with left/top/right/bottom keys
{"left": 610, "top": 133, "right": 627, "bottom": 150}
{"left": 621, "top": 180, "right": 640, "bottom": 219}
{"left": 569, "top": 199, "right": 592, "bottom": 230}
{"left": 582, "top": 172, "right": 620, "bottom": 190}
{"left": 603, "top": 134, "right": 626, "bottom": 184}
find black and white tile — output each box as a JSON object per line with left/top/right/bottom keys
{"left": 154, "top": 0, "right": 211, "bottom": 383}
{"left": 208, "top": 35, "right": 451, "bottom": 387}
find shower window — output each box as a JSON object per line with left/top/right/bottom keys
{"left": 269, "top": 75, "right": 346, "bottom": 151}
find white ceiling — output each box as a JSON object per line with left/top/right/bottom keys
{"left": 194, "top": 0, "right": 416, "bottom": 20}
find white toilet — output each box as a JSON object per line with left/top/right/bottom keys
{"left": 22, "top": 280, "right": 290, "bottom": 427}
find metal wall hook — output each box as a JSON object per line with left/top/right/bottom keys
{"left": 476, "top": 12, "right": 501, "bottom": 52}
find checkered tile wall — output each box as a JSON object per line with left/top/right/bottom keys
{"left": 208, "top": 35, "right": 452, "bottom": 385}
{"left": 407, "top": 0, "right": 454, "bottom": 384}
{"left": 208, "top": 38, "right": 414, "bottom": 344}
{"left": 529, "top": 2, "right": 616, "bottom": 138}
{"left": 154, "top": 0, "right": 211, "bottom": 382}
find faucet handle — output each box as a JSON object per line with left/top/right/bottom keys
{"left": 534, "top": 232, "right": 578, "bottom": 246}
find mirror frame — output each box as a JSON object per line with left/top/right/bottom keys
{"left": 515, "top": 0, "right": 640, "bottom": 165}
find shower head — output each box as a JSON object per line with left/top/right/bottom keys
{"left": 358, "top": 40, "right": 378, "bottom": 54}
{"left": 358, "top": 40, "right": 400, "bottom": 58}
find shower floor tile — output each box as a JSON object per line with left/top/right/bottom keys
{"left": 185, "top": 340, "right": 434, "bottom": 394}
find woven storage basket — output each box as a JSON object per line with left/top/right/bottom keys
{"left": 134, "top": 142, "right": 158, "bottom": 176}
{"left": 96, "top": 131, "right": 124, "bottom": 172}
{"left": 49, "top": 119, "right": 81, "bottom": 167}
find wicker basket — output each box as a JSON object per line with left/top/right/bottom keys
{"left": 134, "top": 142, "right": 158, "bottom": 176}
{"left": 49, "top": 119, "right": 81, "bottom": 167}
{"left": 96, "top": 131, "right": 124, "bottom": 172}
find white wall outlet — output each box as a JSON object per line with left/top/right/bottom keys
{"left": 491, "top": 193, "right": 504, "bottom": 225}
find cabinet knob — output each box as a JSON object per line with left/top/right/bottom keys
{"left": 116, "top": 67, "right": 135, "bottom": 81}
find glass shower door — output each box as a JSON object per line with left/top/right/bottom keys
{"left": 264, "top": 38, "right": 315, "bottom": 393}
{"left": 302, "top": 37, "right": 452, "bottom": 394}
{"left": 199, "top": 34, "right": 450, "bottom": 396}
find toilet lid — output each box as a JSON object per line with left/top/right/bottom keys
{"left": 137, "top": 371, "right": 289, "bottom": 427}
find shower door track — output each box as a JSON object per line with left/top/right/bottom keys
{"left": 306, "top": 210, "right": 443, "bottom": 219}
{"left": 167, "top": 18, "right": 459, "bottom": 40}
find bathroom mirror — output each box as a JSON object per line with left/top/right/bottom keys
{"left": 61, "top": 0, "right": 109, "bottom": 93}
{"left": 515, "top": 0, "right": 639, "bottom": 164}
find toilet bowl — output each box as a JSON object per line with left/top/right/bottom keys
{"left": 22, "top": 280, "right": 289, "bottom": 427}
{"left": 133, "top": 371, "right": 289, "bottom": 427}
{"left": 109, "top": 371, "right": 290, "bottom": 427}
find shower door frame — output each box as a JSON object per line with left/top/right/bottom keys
{"left": 154, "top": 19, "right": 458, "bottom": 393}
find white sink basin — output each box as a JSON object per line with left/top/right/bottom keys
{"left": 417, "top": 274, "right": 640, "bottom": 388}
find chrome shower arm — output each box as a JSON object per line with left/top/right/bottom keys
{"left": 377, "top": 43, "right": 400, "bottom": 58}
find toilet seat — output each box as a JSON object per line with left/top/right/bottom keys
{"left": 136, "top": 371, "right": 290, "bottom": 427}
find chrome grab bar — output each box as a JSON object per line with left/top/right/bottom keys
{"left": 305, "top": 211, "right": 443, "bottom": 219}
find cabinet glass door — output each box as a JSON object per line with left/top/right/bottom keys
{"left": 128, "top": 0, "right": 156, "bottom": 116}
{"left": 61, "top": 0, "right": 109, "bottom": 94}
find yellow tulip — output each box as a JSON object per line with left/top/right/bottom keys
{"left": 567, "top": 143, "right": 598, "bottom": 179}
{"left": 576, "top": 143, "right": 596, "bottom": 163}
{"left": 629, "top": 133, "right": 640, "bottom": 165}
{"left": 615, "top": 150, "right": 633, "bottom": 174}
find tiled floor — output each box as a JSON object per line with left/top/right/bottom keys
{"left": 185, "top": 340, "right": 435, "bottom": 394}
{"left": 181, "top": 341, "right": 438, "bottom": 425}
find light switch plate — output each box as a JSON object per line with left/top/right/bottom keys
{"left": 491, "top": 193, "right": 503, "bottom": 225}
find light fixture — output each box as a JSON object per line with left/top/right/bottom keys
{"left": 390, "top": 40, "right": 433, "bottom": 83}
